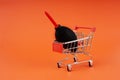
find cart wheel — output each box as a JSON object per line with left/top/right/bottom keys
{"left": 57, "top": 62, "right": 62, "bottom": 68}
{"left": 88, "top": 60, "right": 93, "bottom": 67}
{"left": 73, "top": 57, "right": 77, "bottom": 62}
{"left": 67, "top": 64, "right": 72, "bottom": 72}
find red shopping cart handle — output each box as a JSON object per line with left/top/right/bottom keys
{"left": 75, "top": 26, "right": 96, "bottom": 32}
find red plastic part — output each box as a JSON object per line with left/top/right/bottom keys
{"left": 45, "top": 11, "right": 58, "bottom": 28}
{"left": 75, "top": 26, "right": 96, "bottom": 32}
{"left": 52, "top": 42, "right": 63, "bottom": 53}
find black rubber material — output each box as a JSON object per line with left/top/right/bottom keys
{"left": 67, "top": 65, "right": 71, "bottom": 72}
{"left": 55, "top": 25, "right": 78, "bottom": 52}
{"left": 57, "top": 63, "right": 61, "bottom": 68}
{"left": 88, "top": 61, "right": 92, "bottom": 67}
{"left": 73, "top": 57, "right": 77, "bottom": 62}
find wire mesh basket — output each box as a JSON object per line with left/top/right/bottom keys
{"left": 53, "top": 26, "right": 96, "bottom": 71}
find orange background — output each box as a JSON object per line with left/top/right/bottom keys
{"left": 0, "top": 0, "right": 120, "bottom": 80}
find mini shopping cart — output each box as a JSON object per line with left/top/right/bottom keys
{"left": 53, "top": 26, "right": 96, "bottom": 71}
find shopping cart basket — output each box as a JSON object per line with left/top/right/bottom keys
{"left": 53, "top": 26, "right": 96, "bottom": 71}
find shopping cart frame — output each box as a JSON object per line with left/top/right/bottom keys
{"left": 53, "top": 26, "right": 96, "bottom": 72}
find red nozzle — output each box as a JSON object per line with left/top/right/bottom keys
{"left": 45, "top": 11, "right": 58, "bottom": 28}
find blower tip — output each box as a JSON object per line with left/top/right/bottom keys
{"left": 44, "top": 11, "right": 58, "bottom": 28}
